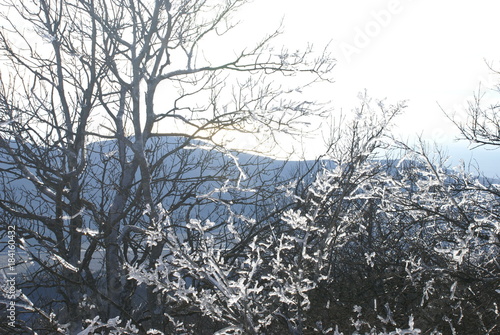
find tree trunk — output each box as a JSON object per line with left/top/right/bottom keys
{"left": 105, "top": 161, "right": 138, "bottom": 319}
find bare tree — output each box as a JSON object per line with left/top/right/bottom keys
{"left": 446, "top": 84, "right": 500, "bottom": 150}
{"left": 0, "top": 0, "right": 334, "bottom": 333}
{"left": 123, "top": 95, "right": 407, "bottom": 334}
{"left": 123, "top": 95, "right": 497, "bottom": 334}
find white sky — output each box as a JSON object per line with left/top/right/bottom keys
{"left": 236, "top": 0, "right": 500, "bottom": 175}
{"left": 3, "top": 0, "right": 499, "bottom": 174}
